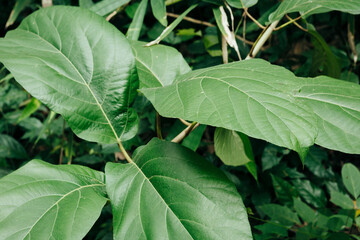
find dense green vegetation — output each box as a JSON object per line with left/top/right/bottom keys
{"left": 0, "top": 0, "right": 359, "bottom": 239}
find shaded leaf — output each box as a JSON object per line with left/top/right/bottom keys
{"left": 293, "top": 198, "right": 316, "bottom": 223}
{"left": 0, "top": 6, "right": 139, "bottom": 144}
{"left": 342, "top": 163, "right": 360, "bottom": 199}
{"left": 258, "top": 204, "right": 300, "bottom": 226}
{"left": 126, "top": 0, "right": 148, "bottom": 41}
{"left": 0, "top": 134, "right": 27, "bottom": 159}
{"left": 271, "top": 175, "right": 298, "bottom": 205}
{"left": 269, "top": 0, "right": 360, "bottom": 23}
{"left": 150, "top": 0, "right": 167, "bottom": 26}
{"left": 292, "top": 179, "right": 326, "bottom": 208}
{"left": 105, "top": 138, "right": 252, "bottom": 240}
{"left": 262, "top": 144, "right": 289, "bottom": 171}
{"left": 5, "top": 0, "right": 32, "bottom": 29}
{"left": 214, "top": 127, "right": 252, "bottom": 166}
{"left": 0, "top": 160, "right": 107, "bottom": 240}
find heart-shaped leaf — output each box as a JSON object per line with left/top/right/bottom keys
{"left": 0, "top": 160, "right": 107, "bottom": 240}
{"left": 269, "top": 0, "right": 360, "bottom": 23}
{"left": 105, "top": 138, "right": 252, "bottom": 239}
{"left": 0, "top": 6, "right": 139, "bottom": 144}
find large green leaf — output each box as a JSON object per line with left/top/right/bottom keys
{"left": 269, "top": 0, "right": 360, "bottom": 23}
{"left": 105, "top": 138, "right": 252, "bottom": 239}
{"left": 130, "top": 40, "right": 191, "bottom": 88}
{"left": 0, "top": 6, "right": 139, "bottom": 144}
{"left": 0, "top": 160, "right": 107, "bottom": 239}
{"left": 141, "top": 59, "right": 316, "bottom": 158}
{"left": 141, "top": 59, "right": 360, "bottom": 156}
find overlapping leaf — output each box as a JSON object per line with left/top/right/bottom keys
{"left": 0, "top": 160, "right": 107, "bottom": 240}
{"left": 141, "top": 59, "right": 360, "bottom": 156}
{"left": 105, "top": 138, "right": 252, "bottom": 240}
{"left": 269, "top": 0, "right": 360, "bottom": 22}
{"left": 130, "top": 40, "right": 191, "bottom": 88}
{"left": 0, "top": 6, "right": 139, "bottom": 144}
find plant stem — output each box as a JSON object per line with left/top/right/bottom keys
{"left": 156, "top": 112, "right": 163, "bottom": 139}
{"left": 246, "top": 20, "right": 279, "bottom": 59}
{"left": 243, "top": 8, "right": 265, "bottom": 29}
{"left": 171, "top": 122, "right": 199, "bottom": 143}
{"left": 285, "top": 15, "right": 308, "bottom": 32}
{"left": 118, "top": 142, "right": 134, "bottom": 164}
{"left": 59, "top": 119, "right": 65, "bottom": 164}
{"left": 179, "top": 118, "right": 191, "bottom": 126}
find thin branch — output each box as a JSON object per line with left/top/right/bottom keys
{"left": 243, "top": 8, "right": 266, "bottom": 29}
{"left": 106, "top": 11, "right": 118, "bottom": 21}
{"left": 59, "top": 119, "right": 65, "bottom": 165}
{"left": 171, "top": 122, "right": 199, "bottom": 143}
{"left": 246, "top": 20, "right": 279, "bottom": 59}
{"left": 285, "top": 15, "right": 308, "bottom": 32}
{"left": 167, "top": 12, "right": 254, "bottom": 45}
{"left": 222, "top": 35, "right": 228, "bottom": 64}
{"left": 167, "top": 12, "right": 214, "bottom": 27}
{"left": 274, "top": 14, "right": 303, "bottom": 31}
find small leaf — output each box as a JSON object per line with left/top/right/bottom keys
{"left": 146, "top": 4, "right": 198, "bottom": 46}
{"left": 271, "top": 175, "right": 298, "bottom": 204}
{"left": 105, "top": 138, "right": 252, "bottom": 239}
{"left": 0, "top": 6, "right": 139, "bottom": 144}
{"left": 293, "top": 198, "right": 316, "bottom": 223}
{"left": 330, "top": 191, "right": 354, "bottom": 209}
{"left": 0, "top": 160, "right": 107, "bottom": 240}
{"left": 262, "top": 144, "right": 289, "bottom": 171}
{"left": 17, "top": 98, "right": 41, "bottom": 123}
{"left": 0, "top": 134, "right": 27, "bottom": 159}
{"left": 259, "top": 204, "right": 300, "bottom": 226}
{"left": 226, "top": 0, "right": 258, "bottom": 9}
{"left": 342, "top": 163, "right": 360, "bottom": 199}
{"left": 5, "top": 0, "right": 32, "bottom": 29}
{"left": 150, "top": 0, "right": 167, "bottom": 26}
{"left": 292, "top": 179, "right": 327, "bottom": 208}
{"left": 269, "top": 0, "right": 360, "bottom": 23}
{"left": 126, "top": 0, "right": 148, "bottom": 41}
{"left": 89, "top": 0, "right": 130, "bottom": 16}
{"left": 214, "top": 127, "right": 252, "bottom": 166}
{"left": 130, "top": 40, "right": 191, "bottom": 88}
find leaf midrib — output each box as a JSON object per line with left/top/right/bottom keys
{"left": 18, "top": 29, "right": 122, "bottom": 143}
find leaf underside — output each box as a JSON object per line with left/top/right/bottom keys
{"left": 105, "top": 138, "right": 253, "bottom": 240}
{"left": 0, "top": 6, "right": 139, "bottom": 144}
{"left": 141, "top": 59, "right": 360, "bottom": 156}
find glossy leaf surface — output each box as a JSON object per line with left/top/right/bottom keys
{"left": 0, "top": 160, "right": 107, "bottom": 240}
{"left": 0, "top": 6, "right": 139, "bottom": 144}
{"left": 269, "top": 0, "right": 360, "bottom": 22}
{"left": 105, "top": 138, "right": 252, "bottom": 240}
{"left": 130, "top": 41, "right": 191, "bottom": 88}
{"left": 141, "top": 59, "right": 360, "bottom": 156}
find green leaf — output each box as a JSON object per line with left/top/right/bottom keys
{"left": 304, "top": 146, "right": 333, "bottom": 179}
{"left": 105, "top": 138, "right": 252, "bottom": 239}
{"left": 269, "top": 0, "right": 360, "bottom": 23}
{"left": 5, "top": 0, "right": 32, "bottom": 29}
{"left": 150, "top": 0, "right": 167, "bottom": 26}
{"left": 0, "top": 6, "right": 139, "bottom": 144}
{"left": 141, "top": 59, "right": 317, "bottom": 158}
{"left": 342, "top": 163, "right": 360, "bottom": 199}
{"left": 259, "top": 204, "right": 300, "bottom": 226}
{"left": 89, "top": 0, "right": 130, "bottom": 16}
{"left": 308, "top": 30, "right": 341, "bottom": 79}
{"left": 79, "top": 0, "right": 94, "bottom": 8}
{"left": 226, "top": 0, "right": 258, "bottom": 9}
{"left": 141, "top": 59, "right": 360, "bottom": 156}
{"left": 181, "top": 124, "right": 206, "bottom": 151}
{"left": 292, "top": 179, "right": 326, "bottom": 208}
{"left": 130, "top": 40, "right": 191, "bottom": 88}
{"left": 254, "top": 223, "right": 288, "bottom": 237}
{"left": 146, "top": 4, "right": 198, "bottom": 46}
{"left": 330, "top": 191, "right": 354, "bottom": 209}
{"left": 0, "top": 134, "right": 27, "bottom": 159}
{"left": 271, "top": 175, "right": 298, "bottom": 204}
{"left": 214, "top": 127, "right": 252, "bottom": 166}
{"left": 126, "top": 0, "right": 148, "bottom": 41}
{"left": 0, "top": 160, "right": 107, "bottom": 239}
{"left": 17, "top": 98, "right": 41, "bottom": 123}
{"left": 293, "top": 198, "right": 316, "bottom": 223}
{"left": 262, "top": 144, "right": 289, "bottom": 171}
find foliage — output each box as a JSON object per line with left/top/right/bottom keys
{"left": 0, "top": 0, "right": 359, "bottom": 239}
